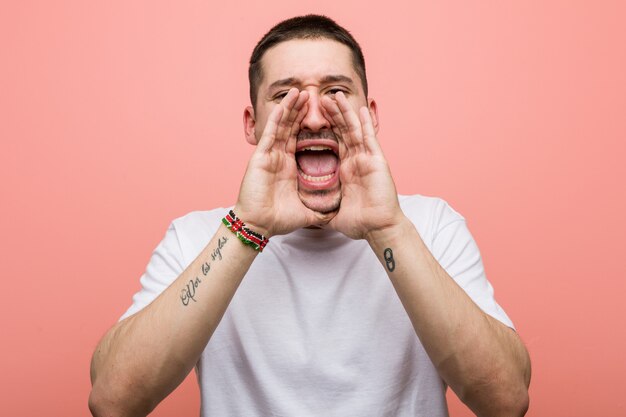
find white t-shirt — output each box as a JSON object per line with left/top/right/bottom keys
{"left": 122, "top": 195, "right": 513, "bottom": 417}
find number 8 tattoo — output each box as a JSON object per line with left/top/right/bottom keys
{"left": 383, "top": 248, "right": 395, "bottom": 272}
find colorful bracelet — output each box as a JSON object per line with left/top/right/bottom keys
{"left": 222, "top": 210, "right": 269, "bottom": 252}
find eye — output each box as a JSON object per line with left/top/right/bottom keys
{"left": 326, "top": 88, "right": 347, "bottom": 98}
{"left": 273, "top": 91, "right": 289, "bottom": 101}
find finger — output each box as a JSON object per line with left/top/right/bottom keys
{"left": 255, "top": 104, "right": 285, "bottom": 153}
{"left": 257, "top": 88, "right": 300, "bottom": 153}
{"left": 274, "top": 88, "right": 301, "bottom": 144}
{"left": 320, "top": 103, "right": 349, "bottom": 158}
{"left": 286, "top": 102, "right": 308, "bottom": 154}
{"left": 284, "top": 91, "right": 309, "bottom": 154}
{"left": 321, "top": 93, "right": 362, "bottom": 152}
{"left": 335, "top": 92, "right": 365, "bottom": 151}
{"left": 320, "top": 94, "right": 350, "bottom": 138}
{"left": 359, "top": 106, "right": 383, "bottom": 155}
{"left": 289, "top": 90, "right": 309, "bottom": 137}
{"left": 321, "top": 95, "right": 354, "bottom": 157}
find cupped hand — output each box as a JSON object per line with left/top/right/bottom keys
{"left": 320, "top": 92, "right": 405, "bottom": 240}
{"left": 235, "top": 88, "right": 334, "bottom": 237}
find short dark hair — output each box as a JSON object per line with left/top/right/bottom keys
{"left": 248, "top": 15, "right": 368, "bottom": 108}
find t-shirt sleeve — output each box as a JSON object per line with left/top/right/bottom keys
{"left": 430, "top": 201, "right": 515, "bottom": 329}
{"left": 119, "top": 223, "right": 185, "bottom": 320}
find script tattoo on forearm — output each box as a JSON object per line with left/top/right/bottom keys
{"left": 383, "top": 247, "right": 395, "bottom": 272}
{"left": 180, "top": 236, "right": 229, "bottom": 306}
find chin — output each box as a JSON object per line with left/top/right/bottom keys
{"left": 298, "top": 189, "right": 341, "bottom": 214}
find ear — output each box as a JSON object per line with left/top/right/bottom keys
{"left": 243, "top": 106, "right": 258, "bottom": 145}
{"left": 367, "top": 98, "right": 380, "bottom": 133}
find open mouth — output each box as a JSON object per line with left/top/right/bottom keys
{"left": 295, "top": 139, "right": 339, "bottom": 187}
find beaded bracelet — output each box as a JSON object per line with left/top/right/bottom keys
{"left": 222, "top": 210, "right": 269, "bottom": 252}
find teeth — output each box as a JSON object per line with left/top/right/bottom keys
{"left": 298, "top": 169, "right": 334, "bottom": 182}
{"left": 302, "top": 146, "right": 332, "bottom": 151}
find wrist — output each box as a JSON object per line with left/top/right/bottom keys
{"left": 232, "top": 205, "right": 273, "bottom": 238}
{"left": 365, "top": 215, "right": 414, "bottom": 249}
{"left": 223, "top": 209, "right": 271, "bottom": 252}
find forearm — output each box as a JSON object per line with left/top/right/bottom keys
{"left": 89, "top": 224, "right": 258, "bottom": 417}
{"left": 367, "top": 218, "right": 530, "bottom": 417}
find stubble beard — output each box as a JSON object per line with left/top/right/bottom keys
{"left": 298, "top": 187, "right": 342, "bottom": 214}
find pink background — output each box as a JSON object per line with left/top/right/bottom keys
{"left": 2, "top": 1, "right": 625, "bottom": 416}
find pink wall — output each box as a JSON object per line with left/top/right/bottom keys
{"left": 2, "top": 1, "right": 625, "bottom": 416}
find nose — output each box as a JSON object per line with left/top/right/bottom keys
{"left": 300, "top": 93, "right": 331, "bottom": 132}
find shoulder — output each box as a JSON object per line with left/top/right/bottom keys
{"left": 170, "top": 207, "right": 228, "bottom": 232}
{"left": 168, "top": 206, "right": 231, "bottom": 263}
{"left": 399, "top": 194, "right": 466, "bottom": 245}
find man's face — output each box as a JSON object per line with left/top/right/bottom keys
{"left": 245, "top": 38, "right": 376, "bottom": 214}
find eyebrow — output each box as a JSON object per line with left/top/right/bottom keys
{"left": 267, "top": 75, "right": 356, "bottom": 91}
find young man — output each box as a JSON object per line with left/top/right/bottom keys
{"left": 89, "top": 15, "right": 530, "bottom": 417}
